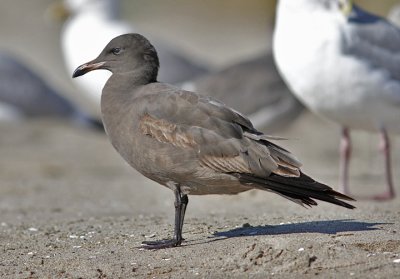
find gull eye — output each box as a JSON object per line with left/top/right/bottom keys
{"left": 111, "top": 47, "right": 121, "bottom": 55}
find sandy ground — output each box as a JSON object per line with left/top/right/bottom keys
{"left": 1, "top": 1, "right": 400, "bottom": 278}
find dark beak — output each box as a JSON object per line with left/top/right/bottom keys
{"left": 72, "top": 60, "right": 106, "bottom": 78}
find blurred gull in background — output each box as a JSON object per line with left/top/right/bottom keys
{"left": 273, "top": 0, "right": 400, "bottom": 200}
{"left": 182, "top": 53, "right": 304, "bottom": 132}
{"left": 0, "top": 51, "right": 102, "bottom": 130}
{"left": 56, "top": 0, "right": 208, "bottom": 103}
{"left": 388, "top": 3, "right": 400, "bottom": 27}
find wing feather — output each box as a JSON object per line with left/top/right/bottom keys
{"left": 138, "top": 86, "right": 302, "bottom": 179}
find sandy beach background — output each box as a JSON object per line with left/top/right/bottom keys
{"left": 0, "top": 1, "right": 399, "bottom": 278}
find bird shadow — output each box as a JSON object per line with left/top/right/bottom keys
{"left": 136, "top": 220, "right": 388, "bottom": 249}
{"left": 211, "top": 219, "right": 387, "bottom": 239}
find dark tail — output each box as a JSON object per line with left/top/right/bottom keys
{"left": 235, "top": 172, "right": 355, "bottom": 209}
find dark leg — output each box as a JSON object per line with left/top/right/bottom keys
{"left": 142, "top": 186, "right": 189, "bottom": 249}
{"left": 339, "top": 127, "right": 351, "bottom": 195}
{"left": 179, "top": 195, "right": 189, "bottom": 234}
{"left": 373, "top": 128, "right": 395, "bottom": 200}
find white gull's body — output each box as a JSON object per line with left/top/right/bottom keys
{"left": 274, "top": 0, "right": 400, "bottom": 133}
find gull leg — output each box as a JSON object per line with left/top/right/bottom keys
{"left": 339, "top": 127, "right": 351, "bottom": 194}
{"left": 179, "top": 194, "right": 189, "bottom": 235}
{"left": 142, "top": 186, "right": 189, "bottom": 249}
{"left": 373, "top": 128, "right": 395, "bottom": 200}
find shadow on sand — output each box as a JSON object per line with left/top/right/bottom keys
{"left": 136, "top": 220, "right": 388, "bottom": 249}
{"left": 212, "top": 219, "right": 387, "bottom": 238}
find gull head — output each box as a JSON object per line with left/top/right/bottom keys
{"left": 72, "top": 33, "right": 159, "bottom": 80}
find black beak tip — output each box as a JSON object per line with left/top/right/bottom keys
{"left": 72, "top": 67, "right": 85, "bottom": 78}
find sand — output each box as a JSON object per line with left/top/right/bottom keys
{"left": 1, "top": 117, "right": 399, "bottom": 278}
{"left": 0, "top": 1, "right": 399, "bottom": 278}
